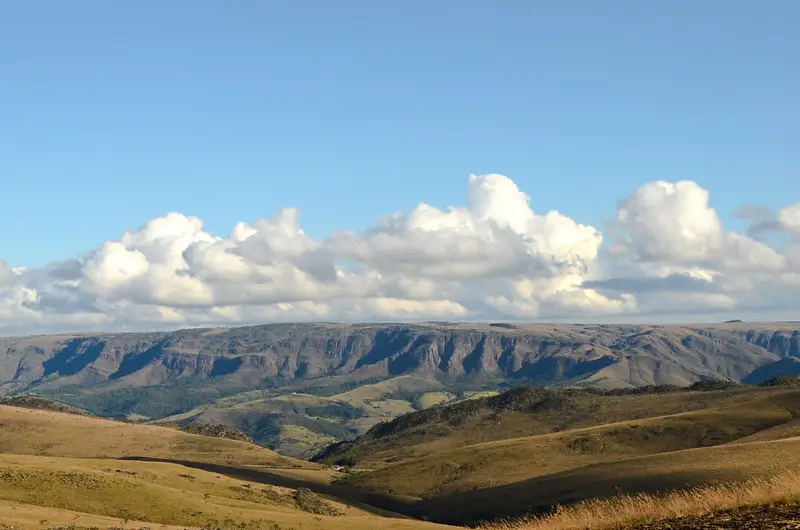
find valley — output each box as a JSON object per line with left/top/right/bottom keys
{"left": 2, "top": 375, "right": 800, "bottom": 528}
{"left": 3, "top": 322, "right": 800, "bottom": 528}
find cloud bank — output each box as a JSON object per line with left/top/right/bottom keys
{"left": 2, "top": 174, "right": 799, "bottom": 335}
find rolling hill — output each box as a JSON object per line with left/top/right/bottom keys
{"left": 416, "top": 436, "right": 800, "bottom": 525}
{"left": 0, "top": 402, "right": 455, "bottom": 530}
{"left": 3, "top": 376, "right": 800, "bottom": 528}
{"left": 0, "top": 403, "right": 301, "bottom": 467}
{"left": 2, "top": 322, "right": 800, "bottom": 456}
{"left": 312, "top": 379, "right": 800, "bottom": 525}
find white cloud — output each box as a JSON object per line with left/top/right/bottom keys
{"left": 1, "top": 174, "right": 798, "bottom": 335}
{"left": 779, "top": 202, "right": 800, "bottom": 238}
{"left": 612, "top": 180, "right": 723, "bottom": 263}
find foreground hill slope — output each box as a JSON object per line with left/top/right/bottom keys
{"left": 0, "top": 404, "right": 455, "bottom": 529}
{"left": 414, "top": 435, "right": 800, "bottom": 524}
{"left": 483, "top": 469, "right": 800, "bottom": 530}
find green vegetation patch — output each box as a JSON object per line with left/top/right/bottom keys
{"left": 43, "top": 376, "right": 288, "bottom": 419}
{"left": 760, "top": 375, "right": 800, "bottom": 387}
{"left": 178, "top": 421, "right": 253, "bottom": 442}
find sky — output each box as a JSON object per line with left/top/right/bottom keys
{"left": 1, "top": 1, "right": 799, "bottom": 334}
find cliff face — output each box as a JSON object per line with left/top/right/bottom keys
{"left": 2, "top": 322, "right": 800, "bottom": 392}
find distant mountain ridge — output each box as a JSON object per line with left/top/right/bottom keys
{"left": 2, "top": 322, "right": 800, "bottom": 395}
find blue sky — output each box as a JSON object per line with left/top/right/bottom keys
{"left": 3, "top": 0, "right": 799, "bottom": 269}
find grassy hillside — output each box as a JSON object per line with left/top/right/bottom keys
{"left": 415, "top": 436, "right": 800, "bottom": 524}
{"left": 0, "top": 404, "right": 456, "bottom": 529}
{"left": 4, "top": 382, "right": 800, "bottom": 529}
{"left": 0, "top": 453, "right": 452, "bottom": 530}
{"left": 309, "top": 378, "right": 800, "bottom": 525}
{"left": 339, "top": 396, "right": 796, "bottom": 498}
{"left": 313, "top": 382, "right": 760, "bottom": 466}
{"left": 486, "top": 470, "right": 800, "bottom": 530}
{"left": 0, "top": 404, "right": 303, "bottom": 468}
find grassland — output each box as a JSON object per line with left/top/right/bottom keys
{"left": 0, "top": 498, "right": 188, "bottom": 529}
{"left": 0, "top": 405, "right": 302, "bottom": 467}
{"left": 413, "top": 434, "right": 800, "bottom": 524}
{"left": 415, "top": 392, "right": 457, "bottom": 409}
{"left": 0, "top": 453, "right": 443, "bottom": 529}
{"left": 7, "top": 380, "right": 800, "bottom": 529}
{"left": 317, "top": 384, "right": 782, "bottom": 467}
{"left": 313, "top": 381, "right": 800, "bottom": 525}
{"left": 485, "top": 470, "right": 800, "bottom": 529}
{"left": 0, "top": 404, "right": 455, "bottom": 530}
{"left": 340, "top": 392, "right": 798, "bottom": 497}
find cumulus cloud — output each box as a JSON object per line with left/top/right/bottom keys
{"left": 778, "top": 202, "right": 800, "bottom": 239}
{"left": 611, "top": 181, "right": 723, "bottom": 263}
{"left": 610, "top": 180, "right": 789, "bottom": 274}
{"left": 0, "top": 174, "right": 798, "bottom": 335}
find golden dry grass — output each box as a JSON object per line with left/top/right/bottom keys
{"left": 728, "top": 417, "right": 800, "bottom": 443}
{"left": 0, "top": 405, "right": 456, "bottom": 529}
{"left": 8, "top": 384, "right": 800, "bottom": 529}
{"left": 0, "top": 404, "right": 307, "bottom": 468}
{"left": 416, "top": 392, "right": 456, "bottom": 409}
{"left": 0, "top": 453, "right": 455, "bottom": 529}
{"left": 0, "top": 453, "right": 309, "bottom": 526}
{"left": 0, "top": 498, "right": 187, "bottom": 529}
{"left": 413, "top": 435, "right": 800, "bottom": 525}
{"left": 486, "top": 470, "right": 800, "bottom": 530}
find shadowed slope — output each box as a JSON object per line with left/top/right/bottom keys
{"left": 415, "top": 436, "right": 800, "bottom": 525}
{"left": 312, "top": 384, "right": 800, "bottom": 526}
{"left": 484, "top": 470, "right": 800, "bottom": 530}
{"left": 337, "top": 392, "right": 799, "bottom": 498}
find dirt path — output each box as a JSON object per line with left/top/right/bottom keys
{"left": 632, "top": 504, "right": 800, "bottom": 529}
